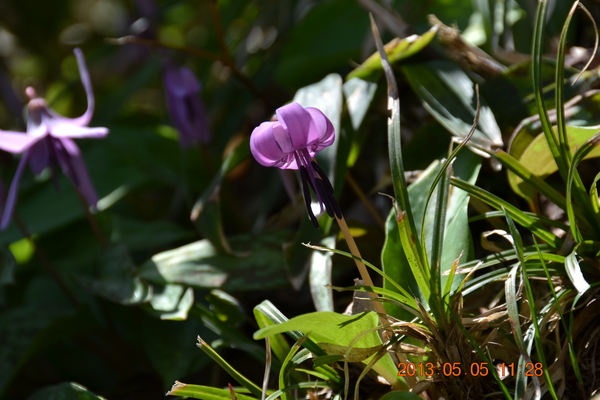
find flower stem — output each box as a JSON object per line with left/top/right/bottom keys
{"left": 334, "top": 215, "right": 388, "bottom": 318}
{"left": 76, "top": 191, "right": 108, "bottom": 248}
{"left": 14, "top": 214, "right": 79, "bottom": 308}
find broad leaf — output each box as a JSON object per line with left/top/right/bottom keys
{"left": 139, "top": 233, "right": 290, "bottom": 291}
{"left": 508, "top": 125, "right": 600, "bottom": 201}
{"left": 346, "top": 25, "right": 439, "bottom": 81}
{"left": 402, "top": 60, "right": 503, "bottom": 152}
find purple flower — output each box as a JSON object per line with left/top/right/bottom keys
{"left": 163, "top": 64, "right": 210, "bottom": 147}
{"left": 0, "top": 48, "right": 108, "bottom": 229}
{"left": 250, "top": 102, "right": 340, "bottom": 227}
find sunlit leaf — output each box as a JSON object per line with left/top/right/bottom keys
{"left": 508, "top": 125, "right": 600, "bottom": 200}
{"left": 402, "top": 60, "right": 503, "bottom": 152}
{"left": 346, "top": 25, "right": 439, "bottom": 81}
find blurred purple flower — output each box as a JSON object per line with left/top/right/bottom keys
{"left": 250, "top": 102, "right": 339, "bottom": 227}
{"left": 0, "top": 48, "right": 108, "bottom": 229}
{"left": 163, "top": 64, "right": 210, "bottom": 147}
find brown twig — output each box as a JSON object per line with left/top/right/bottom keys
{"left": 335, "top": 215, "right": 389, "bottom": 322}
{"left": 106, "top": 35, "right": 220, "bottom": 61}
{"left": 107, "top": 10, "right": 266, "bottom": 103}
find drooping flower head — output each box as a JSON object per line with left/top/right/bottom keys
{"left": 0, "top": 48, "right": 108, "bottom": 229}
{"left": 250, "top": 102, "right": 340, "bottom": 227}
{"left": 163, "top": 63, "right": 210, "bottom": 148}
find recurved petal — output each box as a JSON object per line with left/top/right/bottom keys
{"left": 57, "top": 138, "right": 98, "bottom": 207}
{"left": 28, "top": 139, "right": 50, "bottom": 175}
{"left": 49, "top": 123, "right": 109, "bottom": 139}
{"left": 250, "top": 121, "right": 296, "bottom": 168}
{"left": 1, "top": 152, "right": 30, "bottom": 229}
{"left": 0, "top": 131, "right": 41, "bottom": 153}
{"left": 305, "top": 107, "right": 335, "bottom": 147}
{"left": 68, "top": 48, "right": 96, "bottom": 127}
{"left": 276, "top": 102, "right": 311, "bottom": 150}
{"left": 250, "top": 122, "right": 283, "bottom": 166}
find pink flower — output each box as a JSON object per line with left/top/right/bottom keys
{"left": 250, "top": 102, "right": 339, "bottom": 227}
{"left": 163, "top": 64, "right": 210, "bottom": 147}
{"left": 0, "top": 48, "right": 108, "bottom": 229}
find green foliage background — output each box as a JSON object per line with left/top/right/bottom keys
{"left": 1, "top": 0, "right": 600, "bottom": 399}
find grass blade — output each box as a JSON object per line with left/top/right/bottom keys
{"left": 566, "top": 133, "right": 600, "bottom": 242}
{"left": 197, "top": 337, "right": 264, "bottom": 398}
{"left": 370, "top": 15, "right": 427, "bottom": 275}
{"left": 532, "top": 0, "right": 566, "bottom": 179}
{"left": 504, "top": 211, "right": 557, "bottom": 399}
{"left": 167, "top": 382, "right": 259, "bottom": 400}
{"left": 450, "top": 177, "right": 561, "bottom": 248}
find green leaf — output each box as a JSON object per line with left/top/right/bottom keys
{"left": 508, "top": 125, "right": 600, "bottom": 201}
{"left": 254, "top": 311, "right": 380, "bottom": 348}
{"left": 205, "top": 289, "right": 245, "bottom": 327}
{"left": 346, "top": 25, "right": 439, "bottom": 81}
{"left": 382, "top": 151, "right": 480, "bottom": 319}
{"left": 0, "top": 305, "right": 95, "bottom": 397}
{"left": 145, "top": 284, "right": 194, "bottom": 321}
{"left": 493, "top": 149, "right": 567, "bottom": 209}
{"left": 402, "top": 60, "right": 503, "bottom": 151}
{"left": 343, "top": 78, "right": 378, "bottom": 132}
{"left": 167, "top": 382, "right": 258, "bottom": 400}
{"left": 565, "top": 243, "right": 591, "bottom": 294}
{"left": 318, "top": 343, "right": 382, "bottom": 362}
{"left": 26, "top": 382, "right": 106, "bottom": 400}
{"left": 77, "top": 244, "right": 152, "bottom": 305}
{"left": 254, "top": 312, "right": 398, "bottom": 385}
{"left": 253, "top": 311, "right": 401, "bottom": 387}
{"left": 373, "top": 16, "right": 426, "bottom": 321}
{"left": 142, "top": 315, "right": 210, "bottom": 389}
{"left": 253, "top": 305, "right": 293, "bottom": 367}
{"left": 191, "top": 304, "right": 266, "bottom": 362}
{"left": 275, "top": 0, "right": 369, "bottom": 88}
{"left": 450, "top": 177, "right": 561, "bottom": 249}
{"left": 110, "top": 217, "right": 194, "bottom": 251}
{"left": 309, "top": 236, "right": 335, "bottom": 312}
{"left": 197, "top": 337, "right": 263, "bottom": 398}
{"left": 139, "top": 232, "right": 290, "bottom": 291}
{"left": 253, "top": 300, "right": 324, "bottom": 356}
{"left": 480, "top": 61, "right": 553, "bottom": 134}
{"left": 278, "top": 339, "right": 307, "bottom": 400}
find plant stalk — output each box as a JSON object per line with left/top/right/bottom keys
{"left": 335, "top": 215, "right": 388, "bottom": 319}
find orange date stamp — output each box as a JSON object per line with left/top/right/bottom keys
{"left": 397, "top": 362, "right": 544, "bottom": 377}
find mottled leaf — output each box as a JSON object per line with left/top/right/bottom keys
{"left": 347, "top": 25, "right": 439, "bottom": 81}
{"left": 139, "top": 233, "right": 290, "bottom": 291}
